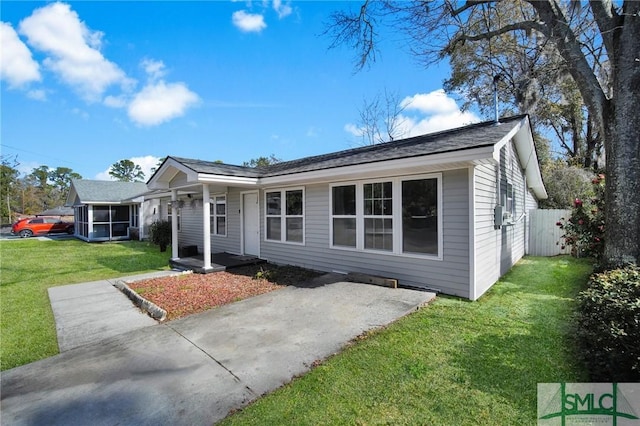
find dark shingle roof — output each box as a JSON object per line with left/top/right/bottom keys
{"left": 168, "top": 158, "right": 263, "bottom": 178}
{"left": 71, "top": 180, "right": 148, "bottom": 202}
{"left": 167, "top": 115, "right": 525, "bottom": 178}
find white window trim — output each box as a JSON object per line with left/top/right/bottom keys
{"left": 329, "top": 173, "right": 443, "bottom": 260}
{"left": 264, "top": 187, "right": 305, "bottom": 245}
{"left": 210, "top": 194, "right": 227, "bottom": 237}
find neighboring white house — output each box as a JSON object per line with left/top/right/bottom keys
{"left": 65, "top": 180, "right": 159, "bottom": 242}
{"left": 144, "top": 115, "right": 546, "bottom": 300}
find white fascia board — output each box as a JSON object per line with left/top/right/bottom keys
{"left": 491, "top": 118, "right": 525, "bottom": 161}
{"left": 261, "top": 146, "right": 496, "bottom": 186}
{"left": 490, "top": 116, "right": 547, "bottom": 200}
{"left": 197, "top": 174, "right": 259, "bottom": 186}
{"left": 512, "top": 119, "right": 548, "bottom": 200}
{"left": 147, "top": 158, "right": 197, "bottom": 189}
{"left": 83, "top": 201, "right": 133, "bottom": 205}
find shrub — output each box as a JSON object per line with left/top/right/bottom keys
{"left": 557, "top": 173, "right": 605, "bottom": 262}
{"left": 575, "top": 265, "right": 640, "bottom": 381}
{"left": 149, "top": 220, "right": 172, "bottom": 252}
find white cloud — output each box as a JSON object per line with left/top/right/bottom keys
{"left": 95, "top": 155, "right": 162, "bottom": 181}
{"left": 27, "top": 89, "right": 47, "bottom": 101}
{"left": 232, "top": 10, "right": 267, "bottom": 33}
{"left": 128, "top": 81, "right": 200, "bottom": 126}
{"left": 345, "top": 89, "right": 481, "bottom": 141}
{"left": 400, "top": 89, "right": 460, "bottom": 115}
{"left": 18, "top": 2, "right": 131, "bottom": 101}
{"left": 273, "top": 0, "right": 292, "bottom": 18}
{"left": 0, "top": 22, "right": 41, "bottom": 88}
{"left": 141, "top": 58, "right": 166, "bottom": 82}
{"left": 344, "top": 123, "right": 364, "bottom": 138}
{"left": 103, "top": 94, "right": 127, "bottom": 108}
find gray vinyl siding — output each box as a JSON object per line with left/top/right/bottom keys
{"left": 473, "top": 139, "right": 533, "bottom": 299}
{"left": 164, "top": 188, "right": 242, "bottom": 255}
{"left": 260, "top": 169, "right": 471, "bottom": 298}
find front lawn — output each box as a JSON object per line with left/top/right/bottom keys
{"left": 0, "top": 239, "right": 171, "bottom": 371}
{"left": 221, "top": 256, "right": 593, "bottom": 425}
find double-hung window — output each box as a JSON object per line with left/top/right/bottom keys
{"left": 210, "top": 195, "right": 226, "bottom": 236}
{"left": 363, "top": 181, "right": 393, "bottom": 251}
{"left": 330, "top": 174, "right": 441, "bottom": 258}
{"left": 332, "top": 185, "right": 356, "bottom": 248}
{"left": 265, "top": 188, "right": 304, "bottom": 244}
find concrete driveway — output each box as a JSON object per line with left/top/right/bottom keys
{"left": 1, "top": 275, "right": 435, "bottom": 425}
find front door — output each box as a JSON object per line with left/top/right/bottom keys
{"left": 242, "top": 192, "right": 260, "bottom": 256}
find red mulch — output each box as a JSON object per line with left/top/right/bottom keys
{"left": 129, "top": 264, "right": 321, "bottom": 320}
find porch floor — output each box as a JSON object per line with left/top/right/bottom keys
{"left": 169, "top": 252, "right": 265, "bottom": 274}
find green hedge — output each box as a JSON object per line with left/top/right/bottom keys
{"left": 576, "top": 265, "right": 640, "bottom": 381}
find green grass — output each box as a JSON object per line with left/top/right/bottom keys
{"left": 220, "top": 256, "right": 593, "bottom": 426}
{"left": 0, "top": 239, "right": 171, "bottom": 371}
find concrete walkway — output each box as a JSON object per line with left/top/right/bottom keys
{"left": 48, "top": 271, "right": 180, "bottom": 352}
{"left": 1, "top": 275, "right": 435, "bottom": 425}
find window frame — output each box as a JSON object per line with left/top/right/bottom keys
{"left": 210, "top": 194, "right": 227, "bottom": 237}
{"left": 264, "top": 187, "right": 305, "bottom": 245}
{"left": 329, "top": 173, "right": 442, "bottom": 260}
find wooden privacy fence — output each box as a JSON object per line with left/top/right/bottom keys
{"left": 528, "top": 209, "right": 572, "bottom": 256}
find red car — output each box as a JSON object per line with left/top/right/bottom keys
{"left": 11, "top": 217, "right": 75, "bottom": 238}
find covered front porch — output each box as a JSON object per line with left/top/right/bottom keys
{"left": 146, "top": 157, "right": 262, "bottom": 273}
{"left": 170, "top": 252, "right": 264, "bottom": 274}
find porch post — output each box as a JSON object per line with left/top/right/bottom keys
{"left": 171, "top": 189, "right": 179, "bottom": 259}
{"left": 202, "top": 184, "right": 212, "bottom": 270}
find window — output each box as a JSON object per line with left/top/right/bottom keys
{"left": 505, "top": 183, "right": 514, "bottom": 216}
{"left": 332, "top": 185, "right": 356, "bottom": 247}
{"left": 363, "top": 182, "right": 393, "bottom": 251}
{"left": 210, "top": 195, "right": 226, "bottom": 236}
{"left": 402, "top": 178, "right": 438, "bottom": 255}
{"left": 330, "top": 175, "right": 441, "bottom": 258}
{"left": 265, "top": 188, "right": 304, "bottom": 243}
{"left": 130, "top": 205, "right": 139, "bottom": 228}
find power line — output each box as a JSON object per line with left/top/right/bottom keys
{"left": 0, "top": 143, "right": 80, "bottom": 167}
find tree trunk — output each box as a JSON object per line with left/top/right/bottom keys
{"left": 603, "top": 2, "right": 640, "bottom": 267}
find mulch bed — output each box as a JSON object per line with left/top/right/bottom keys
{"left": 128, "top": 264, "right": 322, "bottom": 320}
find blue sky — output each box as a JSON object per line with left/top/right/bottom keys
{"left": 1, "top": 1, "right": 480, "bottom": 181}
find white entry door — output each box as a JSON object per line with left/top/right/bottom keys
{"left": 242, "top": 192, "right": 260, "bottom": 256}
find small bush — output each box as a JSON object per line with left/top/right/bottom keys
{"left": 149, "top": 220, "right": 172, "bottom": 252}
{"left": 557, "top": 173, "right": 605, "bottom": 262}
{"left": 575, "top": 265, "right": 640, "bottom": 381}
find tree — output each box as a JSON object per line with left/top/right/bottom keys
{"left": 0, "top": 155, "right": 20, "bottom": 223}
{"left": 441, "top": 7, "right": 603, "bottom": 169}
{"left": 26, "top": 165, "right": 54, "bottom": 211}
{"left": 327, "top": 1, "right": 640, "bottom": 267}
{"left": 540, "top": 160, "right": 595, "bottom": 209}
{"left": 353, "top": 89, "right": 408, "bottom": 145}
{"left": 242, "top": 155, "right": 282, "bottom": 168}
{"left": 109, "top": 159, "right": 145, "bottom": 182}
{"left": 48, "top": 167, "right": 81, "bottom": 207}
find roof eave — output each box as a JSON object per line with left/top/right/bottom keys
{"left": 260, "top": 145, "right": 497, "bottom": 186}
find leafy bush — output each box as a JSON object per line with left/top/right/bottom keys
{"left": 575, "top": 265, "right": 640, "bottom": 381}
{"left": 557, "top": 173, "right": 605, "bottom": 261}
{"left": 149, "top": 220, "right": 172, "bottom": 252}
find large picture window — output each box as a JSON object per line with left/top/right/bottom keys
{"left": 402, "top": 178, "right": 438, "bottom": 255}
{"left": 265, "top": 188, "right": 304, "bottom": 244}
{"left": 330, "top": 175, "right": 441, "bottom": 258}
{"left": 210, "top": 195, "right": 227, "bottom": 236}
